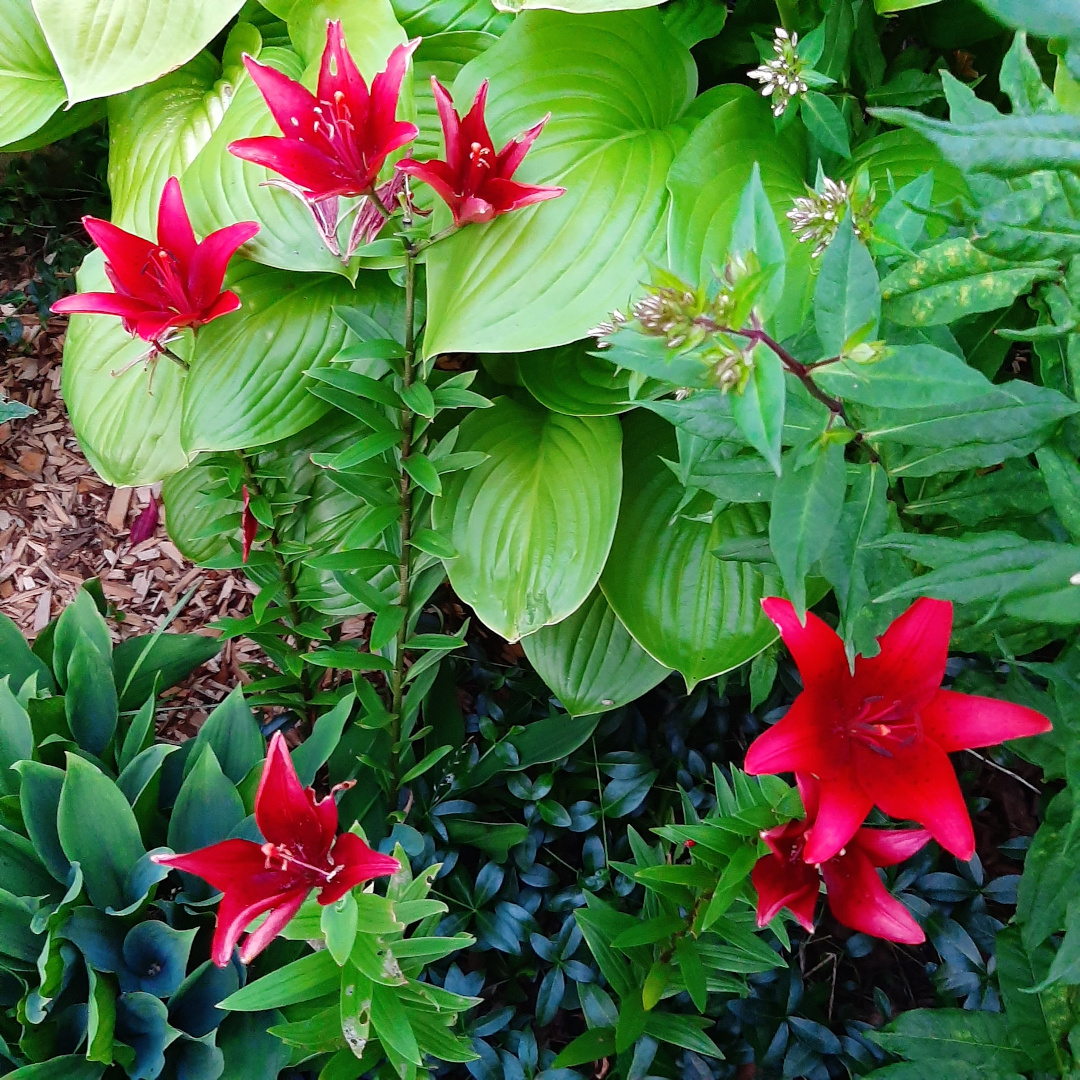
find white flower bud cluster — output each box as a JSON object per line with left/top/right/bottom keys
{"left": 748, "top": 28, "right": 808, "bottom": 117}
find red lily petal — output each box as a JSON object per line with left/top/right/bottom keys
{"left": 859, "top": 738, "right": 974, "bottom": 860}
{"left": 229, "top": 135, "right": 356, "bottom": 199}
{"left": 397, "top": 158, "right": 461, "bottom": 206}
{"left": 821, "top": 846, "right": 924, "bottom": 945}
{"left": 483, "top": 176, "right": 566, "bottom": 215}
{"left": 795, "top": 774, "right": 820, "bottom": 820}
{"left": 134, "top": 310, "right": 186, "bottom": 345}
{"left": 801, "top": 778, "right": 874, "bottom": 865}
{"left": 310, "top": 790, "right": 340, "bottom": 856}
{"left": 496, "top": 114, "right": 550, "bottom": 178}
{"left": 430, "top": 77, "right": 462, "bottom": 171}
{"left": 51, "top": 292, "right": 154, "bottom": 321}
{"left": 921, "top": 688, "right": 1052, "bottom": 753}
{"left": 211, "top": 880, "right": 306, "bottom": 968}
{"left": 318, "top": 20, "right": 369, "bottom": 113}
{"left": 370, "top": 40, "right": 420, "bottom": 144}
{"left": 255, "top": 731, "right": 327, "bottom": 854}
{"left": 377, "top": 119, "right": 422, "bottom": 165}
{"left": 238, "top": 885, "right": 310, "bottom": 964}
{"left": 751, "top": 851, "right": 818, "bottom": 932}
{"left": 157, "top": 177, "right": 197, "bottom": 264}
{"left": 853, "top": 827, "right": 931, "bottom": 868}
{"left": 201, "top": 290, "right": 243, "bottom": 325}
{"left": 852, "top": 598, "right": 952, "bottom": 713}
{"left": 318, "top": 833, "right": 401, "bottom": 905}
{"left": 81, "top": 218, "right": 156, "bottom": 297}
{"left": 760, "top": 597, "right": 849, "bottom": 696}
{"left": 151, "top": 838, "right": 274, "bottom": 892}
{"left": 743, "top": 693, "right": 835, "bottom": 778}
{"left": 459, "top": 79, "right": 495, "bottom": 162}
{"left": 759, "top": 818, "right": 806, "bottom": 861}
{"left": 187, "top": 220, "right": 259, "bottom": 309}
{"left": 129, "top": 499, "right": 159, "bottom": 545}
{"left": 454, "top": 195, "right": 497, "bottom": 226}
{"left": 243, "top": 55, "right": 319, "bottom": 141}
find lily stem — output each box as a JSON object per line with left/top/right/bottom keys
{"left": 412, "top": 224, "right": 460, "bottom": 254}
{"left": 237, "top": 450, "right": 304, "bottom": 633}
{"left": 390, "top": 241, "right": 418, "bottom": 787}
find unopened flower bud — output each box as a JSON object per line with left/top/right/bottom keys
{"left": 787, "top": 177, "right": 874, "bottom": 258}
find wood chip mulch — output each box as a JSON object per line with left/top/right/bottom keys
{"left": 0, "top": 242, "right": 261, "bottom": 735}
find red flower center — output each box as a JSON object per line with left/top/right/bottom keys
{"left": 846, "top": 696, "right": 922, "bottom": 758}
{"left": 261, "top": 841, "right": 341, "bottom": 883}
{"left": 309, "top": 90, "right": 371, "bottom": 187}
{"left": 142, "top": 247, "right": 193, "bottom": 316}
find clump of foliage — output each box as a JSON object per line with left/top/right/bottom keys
{"left": 4, "top": 0, "right": 1080, "bottom": 1075}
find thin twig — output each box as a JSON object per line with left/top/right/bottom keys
{"left": 964, "top": 748, "right": 1042, "bottom": 794}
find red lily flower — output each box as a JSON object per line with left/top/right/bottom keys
{"left": 52, "top": 177, "right": 257, "bottom": 352}
{"left": 752, "top": 779, "right": 930, "bottom": 944}
{"left": 241, "top": 485, "right": 257, "bottom": 564}
{"left": 745, "top": 598, "right": 1052, "bottom": 864}
{"left": 397, "top": 78, "right": 565, "bottom": 227}
{"left": 229, "top": 23, "right": 419, "bottom": 208}
{"left": 152, "top": 732, "right": 399, "bottom": 967}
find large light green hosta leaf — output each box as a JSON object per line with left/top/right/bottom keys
{"left": 61, "top": 250, "right": 188, "bottom": 487}
{"left": 108, "top": 51, "right": 234, "bottom": 234}
{"left": 392, "top": 0, "right": 511, "bottom": 36}
{"left": 0, "top": 0, "right": 67, "bottom": 147}
{"left": 498, "top": 0, "right": 662, "bottom": 10}
{"left": 31, "top": 0, "right": 248, "bottom": 103}
{"left": 160, "top": 459, "right": 229, "bottom": 565}
{"left": 601, "top": 410, "right": 783, "bottom": 688}
{"left": 521, "top": 586, "right": 671, "bottom": 715}
{"left": 666, "top": 86, "right": 812, "bottom": 343}
{"left": 433, "top": 397, "right": 623, "bottom": 641}
{"left": 423, "top": 10, "right": 696, "bottom": 357}
{"left": 287, "top": 0, "right": 407, "bottom": 73}
{"left": 517, "top": 341, "right": 657, "bottom": 416}
{"left": 181, "top": 48, "right": 356, "bottom": 280}
{"left": 0, "top": 99, "right": 104, "bottom": 154}
{"left": 846, "top": 128, "right": 968, "bottom": 209}
{"left": 182, "top": 264, "right": 403, "bottom": 453}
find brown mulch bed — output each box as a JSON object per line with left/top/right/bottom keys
{"left": 0, "top": 240, "right": 260, "bottom": 733}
